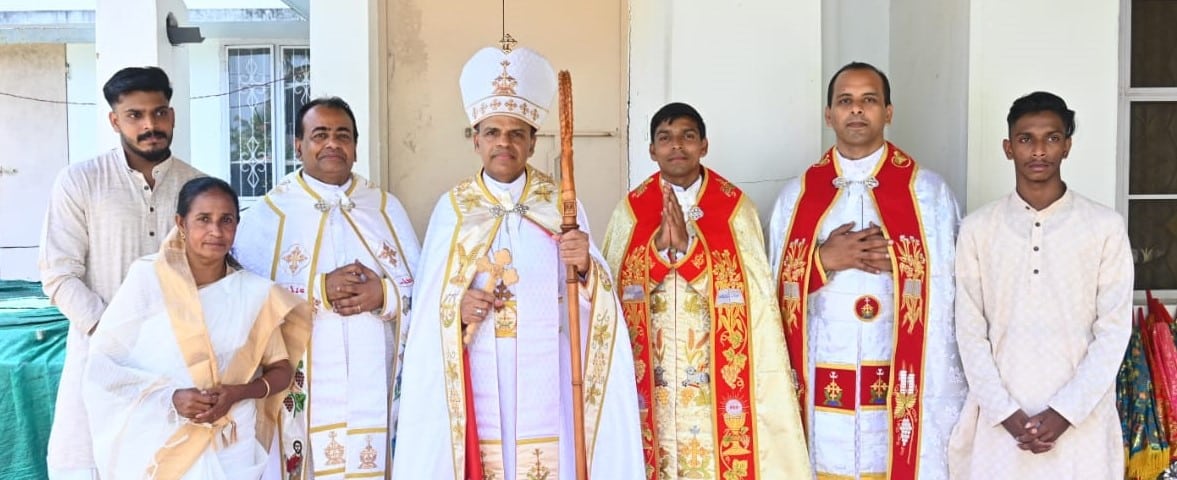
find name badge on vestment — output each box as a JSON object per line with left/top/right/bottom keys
{"left": 716, "top": 288, "right": 745, "bottom": 306}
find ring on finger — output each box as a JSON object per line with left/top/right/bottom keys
{"left": 475, "top": 307, "right": 485, "bottom": 316}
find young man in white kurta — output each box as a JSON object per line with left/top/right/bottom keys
{"left": 948, "top": 92, "right": 1133, "bottom": 479}
{"left": 392, "top": 45, "right": 643, "bottom": 480}
{"left": 39, "top": 67, "right": 202, "bottom": 480}
{"left": 235, "top": 97, "right": 420, "bottom": 480}
{"left": 768, "top": 63, "right": 966, "bottom": 479}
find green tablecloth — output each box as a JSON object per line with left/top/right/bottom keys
{"left": 0, "top": 280, "right": 68, "bottom": 480}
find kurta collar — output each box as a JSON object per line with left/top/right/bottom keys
{"left": 1008, "top": 186, "right": 1073, "bottom": 219}
{"left": 117, "top": 147, "right": 175, "bottom": 181}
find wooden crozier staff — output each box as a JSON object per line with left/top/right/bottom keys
{"left": 558, "top": 70, "right": 589, "bottom": 480}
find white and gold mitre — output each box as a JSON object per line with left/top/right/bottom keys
{"left": 459, "top": 46, "right": 556, "bottom": 129}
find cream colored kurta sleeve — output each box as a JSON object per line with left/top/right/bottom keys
{"left": 39, "top": 167, "right": 107, "bottom": 334}
{"left": 955, "top": 212, "right": 1022, "bottom": 427}
{"left": 1047, "top": 213, "right": 1133, "bottom": 425}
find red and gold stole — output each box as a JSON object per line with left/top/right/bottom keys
{"left": 776, "top": 142, "right": 931, "bottom": 479}
{"left": 617, "top": 168, "right": 760, "bottom": 480}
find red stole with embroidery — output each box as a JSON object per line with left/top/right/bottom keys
{"left": 617, "top": 169, "right": 760, "bottom": 479}
{"left": 775, "top": 142, "right": 931, "bottom": 479}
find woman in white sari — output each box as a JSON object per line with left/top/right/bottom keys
{"left": 83, "top": 177, "right": 312, "bottom": 479}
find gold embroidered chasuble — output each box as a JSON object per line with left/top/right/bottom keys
{"left": 84, "top": 229, "right": 312, "bottom": 479}
{"left": 234, "top": 170, "right": 421, "bottom": 480}
{"left": 602, "top": 168, "right": 811, "bottom": 479}
{"left": 392, "top": 166, "right": 644, "bottom": 480}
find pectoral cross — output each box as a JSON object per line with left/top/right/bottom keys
{"left": 475, "top": 248, "right": 520, "bottom": 296}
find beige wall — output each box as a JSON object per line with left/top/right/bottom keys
{"left": 967, "top": 0, "right": 1119, "bottom": 212}
{"left": 386, "top": 0, "right": 627, "bottom": 237}
{"left": 629, "top": 0, "right": 824, "bottom": 226}
{"left": 0, "top": 44, "right": 68, "bottom": 280}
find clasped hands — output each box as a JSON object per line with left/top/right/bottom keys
{"left": 459, "top": 229, "right": 591, "bottom": 345}
{"left": 653, "top": 183, "right": 690, "bottom": 259}
{"left": 1002, "top": 408, "right": 1071, "bottom": 454}
{"left": 324, "top": 260, "right": 384, "bottom": 316}
{"left": 172, "top": 385, "right": 247, "bottom": 424}
{"left": 817, "top": 222, "right": 893, "bottom": 275}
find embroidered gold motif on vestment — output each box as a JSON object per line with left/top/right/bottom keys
{"left": 712, "top": 250, "right": 748, "bottom": 390}
{"left": 778, "top": 238, "right": 809, "bottom": 331}
{"left": 869, "top": 369, "right": 889, "bottom": 405}
{"left": 823, "top": 372, "right": 844, "bottom": 407}
{"left": 525, "top": 448, "right": 552, "bottom": 480}
{"left": 282, "top": 244, "right": 308, "bottom": 275}
{"left": 719, "top": 180, "right": 736, "bottom": 197}
{"left": 854, "top": 295, "right": 880, "bottom": 322}
{"left": 358, "top": 435, "right": 378, "bottom": 469}
{"left": 378, "top": 241, "right": 399, "bottom": 267}
{"left": 532, "top": 183, "right": 554, "bottom": 203}
{"left": 892, "top": 363, "right": 919, "bottom": 458}
{"left": 634, "top": 177, "right": 653, "bottom": 196}
{"left": 678, "top": 435, "right": 713, "bottom": 476}
{"left": 479, "top": 447, "right": 499, "bottom": 480}
{"left": 324, "top": 431, "right": 345, "bottom": 466}
{"left": 895, "top": 236, "right": 927, "bottom": 333}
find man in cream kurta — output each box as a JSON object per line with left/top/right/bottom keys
{"left": 768, "top": 63, "right": 965, "bottom": 479}
{"left": 39, "top": 66, "right": 203, "bottom": 479}
{"left": 235, "top": 97, "right": 420, "bottom": 480}
{"left": 603, "top": 102, "right": 810, "bottom": 479}
{"left": 393, "top": 45, "right": 643, "bottom": 480}
{"left": 948, "top": 92, "right": 1133, "bottom": 479}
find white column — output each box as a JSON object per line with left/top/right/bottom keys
{"left": 966, "top": 0, "right": 1119, "bottom": 211}
{"left": 628, "top": 0, "right": 823, "bottom": 222}
{"left": 822, "top": 0, "right": 890, "bottom": 150}
{"left": 309, "top": 0, "right": 387, "bottom": 185}
{"left": 889, "top": 0, "right": 970, "bottom": 201}
{"left": 94, "top": 0, "right": 191, "bottom": 162}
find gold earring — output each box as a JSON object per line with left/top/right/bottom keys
{"left": 180, "top": 231, "right": 186, "bottom": 240}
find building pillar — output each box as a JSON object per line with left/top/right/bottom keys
{"left": 309, "top": 0, "right": 388, "bottom": 185}
{"left": 94, "top": 0, "right": 191, "bottom": 162}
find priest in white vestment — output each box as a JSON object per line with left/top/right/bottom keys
{"left": 392, "top": 45, "right": 644, "bottom": 480}
{"left": 768, "top": 63, "right": 966, "bottom": 479}
{"left": 948, "top": 92, "right": 1133, "bottom": 479}
{"left": 235, "top": 97, "right": 421, "bottom": 480}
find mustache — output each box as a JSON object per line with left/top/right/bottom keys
{"left": 137, "top": 130, "right": 169, "bottom": 142}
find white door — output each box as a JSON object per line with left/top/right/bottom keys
{"left": 0, "top": 44, "right": 69, "bottom": 281}
{"left": 385, "top": 0, "right": 628, "bottom": 240}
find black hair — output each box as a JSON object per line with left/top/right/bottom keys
{"left": 649, "top": 102, "right": 706, "bottom": 142}
{"left": 1006, "top": 91, "right": 1076, "bottom": 138}
{"left": 826, "top": 62, "right": 892, "bottom": 107}
{"left": 177, "top": 177, "right": 239, "bottom": 218}
{"left": 102, "top": 66, "right": 173, "bottom": 107}
{"left": 296, "top": 96, "right": 359, "bottom": 140}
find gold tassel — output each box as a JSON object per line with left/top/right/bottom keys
{"left": 1126, "top": 446, "right": 1169, "bottom": 480}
